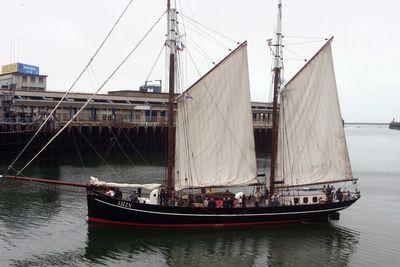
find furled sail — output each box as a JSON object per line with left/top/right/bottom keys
{"left": 89, "top": 177, "right": 161, "bottom": 190}
{"left": 174, "top": 42, "right": 257, "bottom": 190}
{"left": 276, "top": 40, "right": 353, "bottom": 186}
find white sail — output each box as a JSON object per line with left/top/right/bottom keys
{"left": 276, "top": 41, "right": 353, "bottom": 186}
{"left": 174, "top": 43, "right": 257, "bottom": 190}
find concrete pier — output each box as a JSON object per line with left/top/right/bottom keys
{"left": 0, "top": 89, "right": 273, "bottom": 159}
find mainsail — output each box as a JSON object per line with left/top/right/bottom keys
{"left": 276, "top": 40, "right": 353, "bottom": 186}
{"left": 174, "top": 42, "right": 257, "bottom": 190}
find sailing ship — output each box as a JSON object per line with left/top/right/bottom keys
{"left": 389, "top": 118, "right": 400, "bottom": 130}
{"left": 85, "top": 1, "right": 360, "bottom": 228}
{"left": 3, "top": 0, "right": 360, "bottom": 228}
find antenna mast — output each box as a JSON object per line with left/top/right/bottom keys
{"left": 269, "top": 0, "right": 283, "bottom": 197}
{"left": 166, "top": 0, "right": 178, "bottom": 193}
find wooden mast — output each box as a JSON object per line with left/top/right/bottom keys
{"left": 269, "top": 0, "right": 283, "bottom": 196}
{"left": 166, "top": 0, "right": 177, "bottom": 193}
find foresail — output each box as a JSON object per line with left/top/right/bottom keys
{"left": 276, "top": 41, "right": 353, "bottom": 186}
{"left": 174, "top": 43, "right": 257, "bottom": 190}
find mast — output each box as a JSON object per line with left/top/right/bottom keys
{"left": 269, "top": 0, "right": 283, "bottom": 196}
{"left": 166, "top": 0, "right": 178, "bottom": 193}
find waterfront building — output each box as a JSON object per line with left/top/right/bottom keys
{"left": 0, "top": 63, "right": 47, "bottom": 91}
{"left": 0, "top": 88, "right": 273, "bottom": 132}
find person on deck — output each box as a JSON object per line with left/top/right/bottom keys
{"left": 129, "top": 190, "right": 138, "bottom": 202}
{"left": 326, "top": 185, "right": 334, "bottom": 203}
{"left": 105, "top": 187, "right": 115, "bottom": 197}
{"left": 216, "top": 199, "right": 223, "bottom": 208}
{"left": 114, "top": 188, "right": 122, "bottom": 199}
{"left": 242, "top": 194, "right": 247, "bottom": 208}
{"left": 222, "top": 197, "right": 228, "bottom": 208}
{"left": 254, "top": 187, "right": 261, "bottom": 207}
{"left": 233, "top": 198, "right": 239, "bottom": 208}
{"left": 209, "top": 198, "right": 216, "bottom": 208}
{"left": 203, "top": 197, "right": 209, "bottom": 208}
{"left": 336, "top": 188, "right": 343, "bottom": 202}
{"left": 160, "top": 189, "right": 166, "bottom": 205}
{"left": 265, "top": 187, "right": 270, "bottom": 200}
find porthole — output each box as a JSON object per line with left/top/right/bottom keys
{"left": 312, "top": 197, "right": 318, "bottom": 203}
{"left": 303, "top": 197, "right": 308, "bottom": 204}
{"left": 294, "top": 197, "right": 299, "bottom": 204}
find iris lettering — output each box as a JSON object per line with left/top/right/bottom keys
{"left": 117, "top": 201, "right": 132, "bottom": 208}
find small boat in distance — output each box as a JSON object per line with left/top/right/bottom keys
{"left": 389, "top": 118, "right": 400, "bottom": 130}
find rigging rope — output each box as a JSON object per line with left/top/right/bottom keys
{"left": 108, "top": 127, "right": 136, "bottom": 167}
{"left": 285, "top": 40, "right": 328, "bottom": 46}
{"left": 180, "top": 13, "right": 239, "bottom": 44}
{"left": 282, "top": 46, "right": 307, "bottom": 61}
{"left": 6, "top": 0, "right": 135, "bottom": 174}
{"left": 182, "top": 21, "right": 232, "bottom": 51}
{"left": 76, "top": 128, "right": 113, "bottom": 168}
{"left": 104, "top": 129, "right": 123, "bottom": 161}
{"left": 71, "top": 127, "right": 85, "bottom": 169}
{"left": 120, "top": 128, "right": 151, "bottom": 166}
{"left": 16, "top": 11, "right": 166, "bottom": 175}
{"left": 283, "top": 35, "right": 328, "bottom": 40}
{"left": 142, "top": 43, "right": 166, "bottom": 86}
{"left": 185, "top": 35, "right": 215, "bottom": 64}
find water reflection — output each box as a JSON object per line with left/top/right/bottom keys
{"left": 85, "top": 223, "right": 359, "bottom": 266}
{"left": 0, "top": 179, "right": 62, "bottom": 230}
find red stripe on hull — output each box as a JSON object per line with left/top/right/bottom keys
{"left": 88, "top": 217, "right": 303, "bottom": 229}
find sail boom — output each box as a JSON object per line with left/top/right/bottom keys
{"left": 278, "top": 178, "right": 358, "bottom": 188}
{"left": 3, "top": 175, "right": 88, "bottom": 188}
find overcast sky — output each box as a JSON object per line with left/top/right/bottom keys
{"left": 1, "top": 0, "right": 399, "bottom": 123}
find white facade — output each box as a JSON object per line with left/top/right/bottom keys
{"left": 0, "top": 73, "right": 47, "bottom": 91}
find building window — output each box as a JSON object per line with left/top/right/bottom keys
{"left": 303, "top": 197, "right": 309, "bottom": 204}
{"left": 39, "top": 77, "right": 44, "bottom": 83}
{"left": 30, "top": 77, "right": 35, "bottom": 83}
{"left": 22, "top": 76, "right": 27, "bottom": 83}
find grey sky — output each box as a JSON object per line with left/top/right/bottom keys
{"left": 1, "top": 0, "right": 398, "bottom": 123}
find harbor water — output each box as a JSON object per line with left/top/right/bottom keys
{"left": 0, "top": 124, "right": 399, "bottom": 266}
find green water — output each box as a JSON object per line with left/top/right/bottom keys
{"left": 0, "top": 124, "right": 399, "bottom": 266}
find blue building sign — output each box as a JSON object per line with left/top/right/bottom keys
{"left": 17, "top": 63, "right": 39, "bottom": 75}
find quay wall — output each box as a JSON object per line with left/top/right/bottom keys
{"left": 0, "top": 125, "right": 271, "bottom": 164}
{"left": 0, "top": 89, "right": 272, "bottom": 162}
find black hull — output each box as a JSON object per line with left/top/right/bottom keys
{"left": 87, "top": 191, "right": 358, "bottom": 228}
